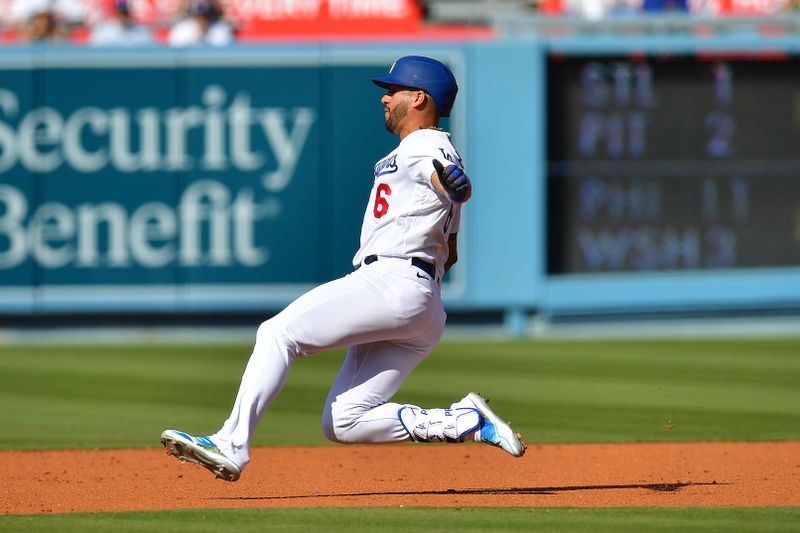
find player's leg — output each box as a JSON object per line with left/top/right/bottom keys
{"left": 321, "top": 340, "right": 435, "bottom": 443}
{"left": 321, "top": 339, "right": 526, "bottom": 456}
{"left": 207, "top": 260, "right": 441, "bottom": 470}
{"left": 321, "top": 338, "right": 482, "bottom": 445}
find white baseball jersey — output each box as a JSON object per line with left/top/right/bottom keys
{"left": 353, "top": 128, "right": 463, "bottom": 280}
{"left": 210, "top": 128, "right": 470, "bottom": 471}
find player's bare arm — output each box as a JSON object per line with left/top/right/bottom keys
{"left": 444, "top": 233, "right": 458, "bottom": 273}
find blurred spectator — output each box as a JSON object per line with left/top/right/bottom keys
{"left": 7, "top": 0, "right": 91, "bottom": 43}
{"left": 22, "top": 8, "right": 64, "bottom": 43}
{"left": 641, "top": 0, "right": 688, "bottom": 12}
{"left": 168, "top": 0, "right": 234, "bottom": 46}
{"left": 0, "top": 0, "right": 15, "bottom": 30}
{"left": 89, "top": 0, "right": 154, "bottom": 46}
{"left": 10, "top": 0, "right": 85, "bottom": 28}
{"left": 562, "top": 0, "right": 641, "bottom": 18}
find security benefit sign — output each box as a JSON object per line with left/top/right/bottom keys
{"left": 0, "top": 58, "right": 384, "bottom": 299}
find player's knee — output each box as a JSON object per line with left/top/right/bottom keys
{"left": 255, "top": 319, "right": 278, "bottom": 344}
{"left": 321, "top": 402, "right": 359, "bottom": 444}
{"left": 321, "top": 405, "right": 345, "bottom": 443}
{"left": 321, "top": 415, "right": 339, "bottom": 443}
{"left": 255, "top": 318, "right": 300, "bottom": 363}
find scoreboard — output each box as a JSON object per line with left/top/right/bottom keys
{"left": 546, "top": 55, "right": 800, "bottom": 275}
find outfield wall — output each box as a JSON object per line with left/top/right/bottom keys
{"left": 0, "top": 39, "right": 798, "bottom": 326}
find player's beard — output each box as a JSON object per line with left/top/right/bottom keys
{"left": 385, "top": 98, "right": 409, "bottom": 134}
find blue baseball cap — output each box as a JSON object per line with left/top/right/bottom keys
{"left": 372, "top": 56, "right": 458, "bottom": 117}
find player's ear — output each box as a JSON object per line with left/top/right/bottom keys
{"left": 410, "top": 89, "right": 428, "bottom": 110}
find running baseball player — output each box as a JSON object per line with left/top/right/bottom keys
{"left": 161, "top": 55, "right": 525, "bottom": 481}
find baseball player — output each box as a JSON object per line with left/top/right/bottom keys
{"left": 161, "top": 56, "right": 525, "bottom": 482}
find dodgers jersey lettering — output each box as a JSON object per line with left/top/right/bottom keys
{"left": 353, "top": 129, "right": 463, "bottom": 280}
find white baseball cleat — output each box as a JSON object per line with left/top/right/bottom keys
{"left": 160, "top": 429, "right": 241, "bottom": 482}
{"left": 462, "top": 392, "right": 526, "bottom": 457}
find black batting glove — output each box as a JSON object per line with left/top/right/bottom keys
{"left": 433, "top": 159, "right": 471, "bottom": 203}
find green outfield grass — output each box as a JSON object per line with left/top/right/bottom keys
{"left": 2, "top": 507, "right": 800, "bottom": 532}
{"left": 1, "top": 338, "right": 798, "bottom": 531}
{"left": 1, "top": 338, "right": 799, "bottom": 450}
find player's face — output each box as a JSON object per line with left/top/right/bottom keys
{"left": 381, "top": 86, "right": 412, "bottom": 134}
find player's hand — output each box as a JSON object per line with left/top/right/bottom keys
{"left": 433, "top": 159, "right": 471, "bottom": 203}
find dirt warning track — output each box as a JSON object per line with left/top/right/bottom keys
{"left": 2, "top": 441, "right": 799, "bottom": 515}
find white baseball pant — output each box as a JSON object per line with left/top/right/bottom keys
{"left": 211, "top": 256, "right": 447, "bottom": 470}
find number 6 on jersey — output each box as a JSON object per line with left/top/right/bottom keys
{"left": 373, "top": 183, "right": 392, "bottom": 218}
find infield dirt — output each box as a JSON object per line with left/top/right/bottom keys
{"left": 2, "top": 441, "right": 799, "bottom": 515}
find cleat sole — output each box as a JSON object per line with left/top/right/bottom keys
{"left": 160, "top": 432, "right": 241, "bottom": 482}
